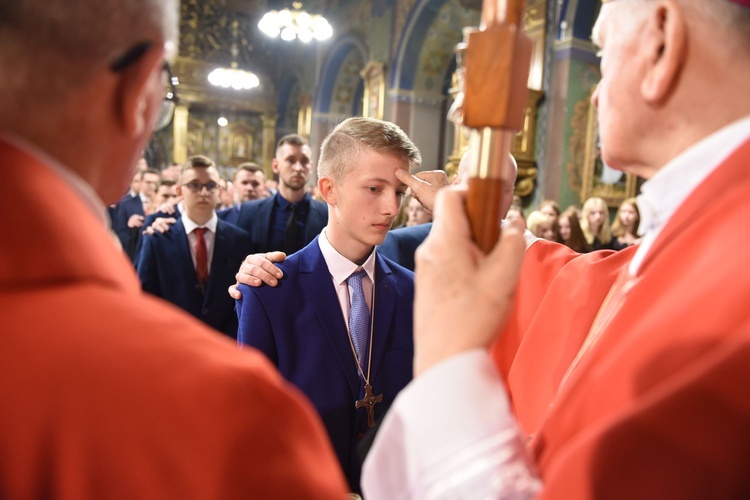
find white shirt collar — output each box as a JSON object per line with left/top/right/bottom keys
{"left": 630, "top": 114, "right": 750, "bottom": 274}
{"left": 181, "top": 212, "right": 218, "bottom": 234}
{"left": 318, "top": 228, "right": 377, "bottom": 284}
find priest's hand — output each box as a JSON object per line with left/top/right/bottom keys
{"left": 228, "top": 251, "right": 287, "bottom": 299}
{"left": 395, "top": 169, "right": 449, "bottom": 214}
{"left": 413, "top": 187, "right": 526, "bottom": 377}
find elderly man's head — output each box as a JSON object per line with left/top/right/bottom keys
{"left": 0, "top": 0, "right": 180, "bottom": 204}
{"left": 591, "top": 0, "right": 750, "bottom": 179}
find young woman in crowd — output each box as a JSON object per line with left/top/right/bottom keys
{"left": 610, "top": 197, "right": 640, "bottom": 250}
{"left": 558, "top": 206, "right": 590, "bottom": 253}
{"left": 580, "top": 196, "right": 612, "bottom": 250}
{"left": 526, "top": 210, "right": 559, "bottom": 241}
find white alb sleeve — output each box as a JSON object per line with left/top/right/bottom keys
{"left": 362, "top": 349, "right": 541, "bottom": 499}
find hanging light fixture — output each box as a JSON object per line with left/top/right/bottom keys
{"left": 258, "top": 2, "right": 333, "bottom": 42}
{"left": 208, "top": 19, "right": 260, "bottom": 91}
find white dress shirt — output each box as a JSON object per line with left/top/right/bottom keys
{"left": 317, "top": 229, "right": 377, "bottom": 335}
{"left": 362, "top": 115, "right": 750, "bottom": 499}
{"left": 182, "top": 213, "right": 218, "bottom": 272}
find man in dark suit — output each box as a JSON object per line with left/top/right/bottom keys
{"left": 236, "top": 117, "right": 419, "bottom": 492}
{"left": 114, "top": 168, "right": 160, "bottom": 261}
{"left": 217, "top": 162, "right": 267, "bottom": 225}
{"left": 146, "top": 136, "right": 326, "bottom": 254}
{"left": 233, "top": 135, "right": 327, "bottom": 254}
{"left": 138, "top": 156, "right": 252, "bottom": 339}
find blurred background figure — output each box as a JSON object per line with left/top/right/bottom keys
{"left": 526, "top": 210, "right": 559, "bottom": 241}
{"left": 558, "top": 206, "right": 590, "bottom": 253}
{"left": 580, "top": 196, "right": 612, "bottom": 250}
{"left": 160, "top": 162, "right": 182, "bottom": 182}
{"left": 539, "top": 199, "right": 560, "bottom": 220}
{"left": 610, "top": 197, "right": 641, "bottom": 250}
{"left": 405, "top": 193, "right": 432, "bottom": 227}
{"left": 152, "top": 179, "right": 178, "bottom": 213}
{"left": 234, "top": 162, "right": 267, "bottom": 203}
{"left": 217, "top": 178, "right": 235, "bottom": 210}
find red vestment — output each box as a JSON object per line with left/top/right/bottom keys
{"left": 0, "top": 139, "right": 348, "bottom": 498}
{"left": 494, "top": 139, "right": 750, "bottom": 498}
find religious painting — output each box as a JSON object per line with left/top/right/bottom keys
{"left": 361, "top": 61, "right": 385, "bottom": 120}
{"left": 228, "top": 123, "right": 254, "bottom": 163}
{"left": 186, "top": 117, "right": 205, "bottom": 158}
{"left": 580, "top": 89, "right": 637, "bottom": 207}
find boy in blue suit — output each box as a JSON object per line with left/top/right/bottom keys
{"left": 236, "top": 117, "right": 420, "bottom": 492}
{"left": 138, "top": 156, "right": 252, "bottom": 339}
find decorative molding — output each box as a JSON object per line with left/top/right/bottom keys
{"left": 361, "top": 61, "right": 386, "bottom": 119}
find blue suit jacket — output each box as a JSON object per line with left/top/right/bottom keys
{"left": 234, "top": 195, "right": 328, "bottom": 253}
{"left": 236, "top": 237, "right": 414, "bottom": 491}
{"left": 137, "top": 218, "right": 252, "bottom": 339}
{"left": 217, "top": 205, "right": 240, "bottom": 226}
{"left": 377, "top": 223, "right": 432, "bottom": 272}
{"left": 132, "top": 207, "right": 182, "bottom": 267}
{"left": 113, "top": 194, "right": 144, "bottom": 262}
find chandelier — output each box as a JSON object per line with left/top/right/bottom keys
{"left": 258, "top": 2, "right": 333, "bottom": 42}
{"left": 208, "top": 19, "right": 260, "bottom": 91}
{"left": 208, "top": 63, "right": 260, "bottom": 90}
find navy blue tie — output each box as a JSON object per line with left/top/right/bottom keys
{"left": 346, "top": 269, "right": 370, "bottom": 372}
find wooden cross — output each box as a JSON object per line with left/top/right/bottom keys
{"left": 355, "top": 384, "right": 383, "bottom": 428}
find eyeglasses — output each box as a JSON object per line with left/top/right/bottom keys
{"left": 110, "top": 41, "right": 179, "bottom": 132}
{"left": 183, "top": 181, "right": 220, "bottom": 193}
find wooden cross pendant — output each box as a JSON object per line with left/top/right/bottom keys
{"left": 355, "top": 384, "right": 383, "bottom": 428}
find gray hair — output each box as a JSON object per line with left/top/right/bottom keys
{"left": 683, "top": 0, "right": 750, "bottom": 51}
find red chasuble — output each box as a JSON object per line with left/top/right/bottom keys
{"left": 493, "top": 139, "right": 750, "bottom": 498}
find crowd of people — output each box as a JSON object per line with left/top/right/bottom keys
{"left": 524, "top": 195, "right": 641, "bottom": 252}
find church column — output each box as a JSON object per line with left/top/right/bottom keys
{"left": 261, "top": 113, "right": 278, "bottom": 178}
{"left": 172, "top": 104, "right": 189, "bottom": 165}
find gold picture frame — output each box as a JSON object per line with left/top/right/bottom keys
{"left": 361, "top": 61, "right": 385, "bottom": 120}
{"left": 580, "top": 88, "right": 637, "bottom": 207}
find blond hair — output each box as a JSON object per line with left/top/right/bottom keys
{"left": 317, "top": 117, "right": 422, "bottom": 181}
{"left": 581, "top": 197, "right": 612, "bottom": 245}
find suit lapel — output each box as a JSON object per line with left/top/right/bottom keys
{"left": 369, "top": 254, "right": 397, "bottom": 386}
{"left": 256, "top": 198, "right": 274, "bottom": 249}
{"left": 204, "top": 220, "right": 228, "bottom": 303}
{"left": 299, "top": 241, "right": 362, "bottom": 398}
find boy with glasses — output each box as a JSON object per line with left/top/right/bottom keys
{"left": 138, "top": 155, "right": 253, "bottom": 339}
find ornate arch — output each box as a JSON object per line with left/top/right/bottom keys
{"left": 313, "top": 34, "right": 368, "bottom": 115}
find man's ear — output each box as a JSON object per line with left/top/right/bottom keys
{"left": 116, "top": 45, "right": 166, "bottom": 137}
{"left": 175, "top": 183, "right": 183, "bottom": 198}
{"left": 271, "top": 158, "right": 280, "bottom": 174}
{"left": 318, "top": 176, "right": 336, "bottom": 205}
{"left": 641, "top": 0, "right": 686, "bottom": 103}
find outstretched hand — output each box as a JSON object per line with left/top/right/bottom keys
{"left": 228, "top": 251, "right": 287, "bottom": 299}
{"left": 412, "top": 187, "right": 526, "bottom": 376}
{"left": 142, "top": 217, "right": 176, "bottom": 235}
{"left": 395, "top": 169, "right": 449, "bottom": 214}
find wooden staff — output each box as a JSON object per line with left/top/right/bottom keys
{"left": 453, "top": 0, "right": 532, "bottom": 253}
